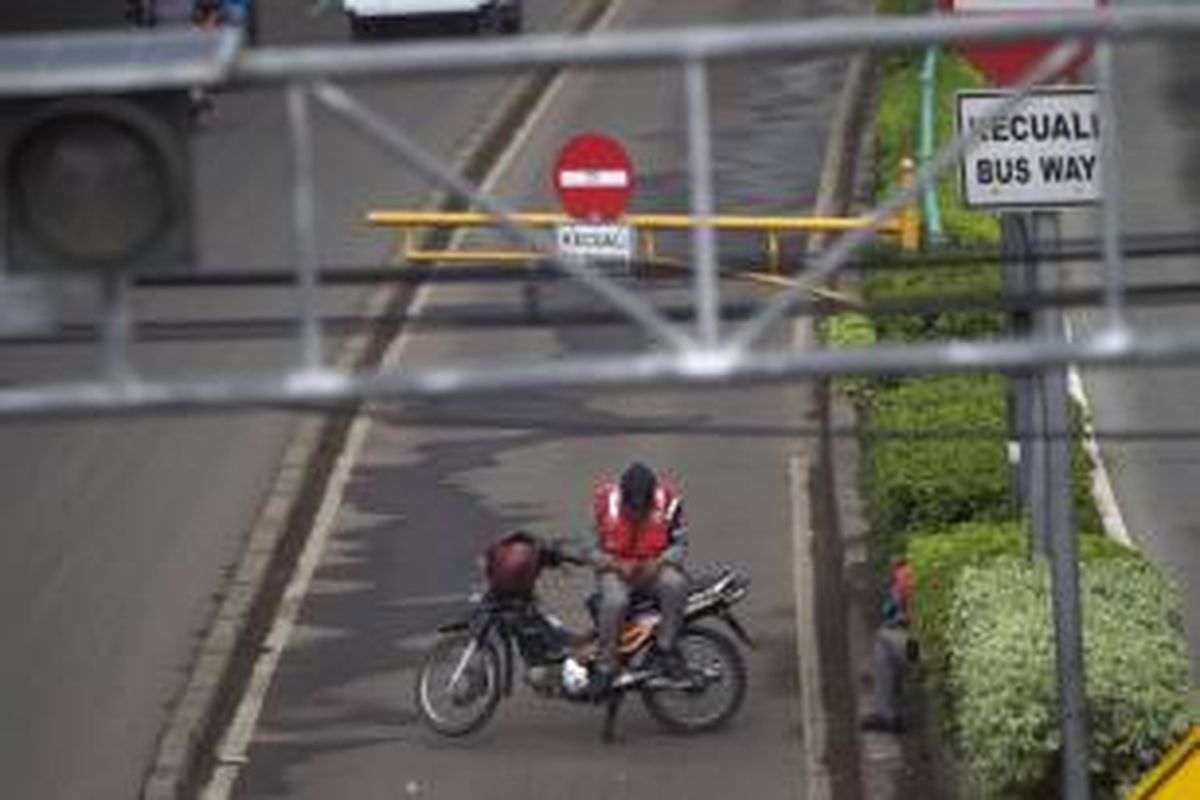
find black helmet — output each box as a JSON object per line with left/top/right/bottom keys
{"left": 619, "top": 462, "right": 657, "bottom": 520}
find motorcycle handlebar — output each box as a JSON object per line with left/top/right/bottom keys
{"left": 542, "top": 537, "right": 592, "bottom": 568}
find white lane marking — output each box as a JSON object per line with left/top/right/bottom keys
{"left": 203, "top": 362, "right": 405, "bottom": 798}
{"left": 1064, "top": 317, "right": 1133, "bottom": 547}
{"left": 203, "top": 1, "right": 631, "bottom": 796}
{"left": 1066, "top": 366, "right": 1134, "bottom": 547}
{"left": 791, "top": 452, "right": 832, "bottom": 800}
{"left": 791, "top": 310, "right": 832, "bottom": 800}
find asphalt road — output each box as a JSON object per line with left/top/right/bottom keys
{"left": 219, "top": 0, "right": 863, "bottom": 797}
{"left": 1064, "top": 11, "right": 1200, "bottom": 681}
{"left": 0, "top": 3, "right": 582, "bottom": 798}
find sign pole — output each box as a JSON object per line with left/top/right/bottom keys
{"left": 1007, "top": 209, "right": 1090, "bottom": 797}
{"left": 1033, "top": 209, "right": 1092, "bottom": 800}
{"left": 1002, "top": 213, "right": 1039, "bottom": 542}
{"left": 951, "top": 3, "right": 1098, "bottom": 790}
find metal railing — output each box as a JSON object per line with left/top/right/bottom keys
{"left": 366, "top": 207, "right": 912, "bottom": 273}
{"left": 0, "top": 6, "right": 1196, "bottom": 418}
{"left": 6, "top": 9, "right": 1200, "bottom": 799}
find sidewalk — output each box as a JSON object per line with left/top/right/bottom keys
{"left": 831, "top": 384, "right": 946, "bottom": 799}
{"left": 817, "top": 54, "right": 946, "bottom": 792}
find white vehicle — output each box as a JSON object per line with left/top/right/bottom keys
{"left": 344, "top": 0, "right": 523, "bottom": 38}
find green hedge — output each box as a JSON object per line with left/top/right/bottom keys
{"left": 908, "top": 522, "right": 1026, "bottom": 703}
{"left": 820, "top": 311, "right": 877, "bottom": 401}
{"left": 948, "top": 556, "right": 1195, "bottom": 798}
{"left": 908, "top": 525, "right": 1140, "bottom": 723}
{"left": 865, "top": 374, "right": 1013, "bottom": 539}
{"left": 865, "top": 372, "right": 1103, "bottom": 540}
{"left": 864, "top": 259, "right": 1005, "bottom": 344}
{"left": 863, "top": 3, "right": 1196, "bottom": 798}
{"left": 877, "top": 0, "right": 929, "bottom": 16}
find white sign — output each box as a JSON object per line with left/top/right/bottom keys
{"left": 558, "top": 169, "right": 630, "bottom": 189}
{"left": 555, "top": 224, "right": 635, "bottom": 260}
{"left": 957, "top": 88, "right": 1101, "bottom": 208}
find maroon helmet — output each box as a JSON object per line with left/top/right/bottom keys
{"left": 485, "top": 531, "right": 542, "bottom": 595}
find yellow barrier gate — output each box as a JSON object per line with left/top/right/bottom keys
{"left": 366, "top": 208, "right": 915, "bottom": 273}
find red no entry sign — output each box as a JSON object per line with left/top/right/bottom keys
{"left": 941, "top": 0, "right": 1100, "bottom": 86}
{"left": 553, "top": 133, "right": 634, "bottom": 221}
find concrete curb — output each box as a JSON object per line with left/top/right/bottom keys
{"left": 141, "top": 3, "right": 614, "bottom": 797}
{"left": 796, "top": 43, "right": 874, "bottom": 800}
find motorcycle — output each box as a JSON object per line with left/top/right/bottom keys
{"left": 414, "top": 532, "right": 753, "bottom": 741}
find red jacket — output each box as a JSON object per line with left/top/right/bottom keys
{"left": 593, "top": 478, "right": 683, "bottom": 562}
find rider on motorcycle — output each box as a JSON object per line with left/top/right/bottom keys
{"left": 590, "top": 461, "right": 690, "bottom": 697}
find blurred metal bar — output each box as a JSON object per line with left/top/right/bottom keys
{"left": 286, "top": 82, "right": 325, "bottom": 371}
{"left": 0, "top": 27, "right": 242, "bottom": 97}
{"left": 231, "top": 7, "right": 1200, "bottom": 84}
{"left": 1028, "top": 210, "right": 1091, "bottom": 800}
{"left": 684, "top": 57, "right": 721, "bottom": 347}
{"left": 100, "top": 272, "right": 135, "bottom": 382}
{"left": 1094, "top": 38, "right": 1128, "bottom": 334}
{"left": 0, "top": 7, "right": 1197, "bottom": 415}
{"left": 11, "top": 328, "right": 1200, "bottom": 419}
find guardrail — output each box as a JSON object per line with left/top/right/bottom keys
{"left": 366, "top": 204, "right": 917, "bottom": 273}
{"left": 1, "top": 6, "right": 1199, "bottom": 416}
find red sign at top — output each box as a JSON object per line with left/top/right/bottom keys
{"left": 942, "top": 0, "right": 1100, "bottom": 86}
{"left": 553, "top": 133, "right": 635, "bottom": 221}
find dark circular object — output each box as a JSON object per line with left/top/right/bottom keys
{"left": 8, "top": 100, "right": 179, "bottom": 269}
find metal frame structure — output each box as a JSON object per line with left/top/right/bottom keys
{"left": 4, "top": 9, "right": 1199, "bottom": 799}
{"left": 0, "top": 7, "right": 1197, "bottom": 417}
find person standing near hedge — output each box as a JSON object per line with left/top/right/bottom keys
{"left": 862, "top": 558, "right": 918, "bottom": 733}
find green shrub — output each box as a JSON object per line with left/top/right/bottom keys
{"left": 821, "top": 312, "right": 877, "bottom": 402}
{"left": 877, "top": 0, "right": 930, "bottom": 16}
{"left": 875, "top": 55, "right": 921, "bottom": 199}
{"left": 865, "top": 372, "right": 1104, "bottom": 540}
{"left": 862, "top": 4, "right": 1191, "bottom": 796}
{"left": 948, "top": 556, "right": 1195, "bottom": 798}
{"left": 864, "top": 259, "right": 1005, "bottom": 343}
{"left": 908, "top": 525, "right": 1140, "bottom": 728}
{"left": 865, "top": 374, "right": 1013, "bottom": 538}
{"left": 908, "top": 523, "right": 1027, "bottom": 703}
{"left": 821, "top": 311, "right": 875, "bottom": 349}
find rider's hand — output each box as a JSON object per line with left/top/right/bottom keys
{"left": 595, "top": 552, "right": 619, "bottom": 573}
{"left": 624, "top": 559, "right": 660, "bottom": 584}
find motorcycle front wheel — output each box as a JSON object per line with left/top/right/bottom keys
{"left": 415, "top": 633, "right": 502, "bottom": 736}
{"left": 641, "top": 626, "right": 747, "bottom": 734}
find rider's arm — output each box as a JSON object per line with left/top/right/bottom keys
{"left": 660, "top": 496, "right": 688, "bottom": 567}
{"left": 590, "top": 481, "right": 622, "bottom": 571}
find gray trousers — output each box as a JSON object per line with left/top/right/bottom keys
{"left": 595, "top": 564, "right": 688, "bottom": 673}
{"left": 871, "top": 626, "right": 913, "bottom": 720}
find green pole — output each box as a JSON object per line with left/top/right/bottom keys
{"left": 918, "top": 45, "right": 944, "bottom": 245}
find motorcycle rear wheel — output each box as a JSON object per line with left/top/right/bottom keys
{"left": 415, "top": 633, "right": 502, "bottom": 736}
{"left": 641, "top": 626, "right": 746, "bottom": 734}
